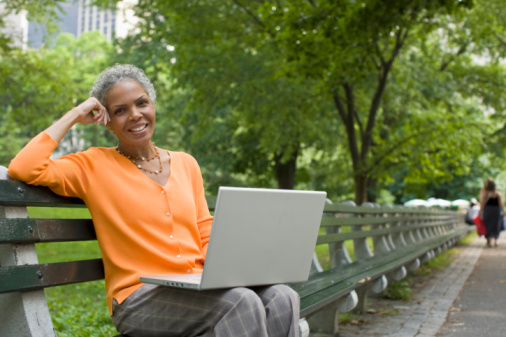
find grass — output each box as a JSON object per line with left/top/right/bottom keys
{"left": 314, "top": 226, "right": 374, "bottom": 270}
{"left": 383, "top": 279, "right": 413, "bottom": 301}
{"left": 28, "top": 207, "right": 118, "bottom": 337}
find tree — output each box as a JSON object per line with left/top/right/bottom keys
{"left": 246, "top": 0, "right": 477, "bottom": 203}
{"left": 0, "top": 1, "right": 66, "bottom": 164}
{"left": 97, "top": 0, "right": 504, "bottom": 203}
{"left": 0, "top": 0, "right": 67, "bottom": 44}
{"left": 41, "top": 31, "right": 116, "bottom": 151}
{"left": 100, "top": 0, "right": 335, "bottom": 191}
{"left": 382, "top": 0, "right": 506, "bottom": 202}
{"left": 0, "top": 31, "right": 116, "bottom": 165}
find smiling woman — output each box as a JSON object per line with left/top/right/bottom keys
{"left": 104, "top": 79, "right": 169, "bottom": 185}
{"left": 7, "top": 64, "right": 300, "bottom": 337}
{"left": 89, "top": 65, "right": 167, "bottom": 183}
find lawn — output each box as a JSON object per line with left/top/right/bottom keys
{"left": 28, "top": 207, "right": 118, "bottom": 337}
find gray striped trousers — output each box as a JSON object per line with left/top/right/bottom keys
{"left": 111, "top": 283, "right": 300, "bottom": 337}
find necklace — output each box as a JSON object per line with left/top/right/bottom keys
{"left": 116, "top": 142, "right": 163, "bottom": 175}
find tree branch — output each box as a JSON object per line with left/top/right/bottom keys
{"left": 343, "top": 83, "right": 363, "bottom": 136}
{"left": 369, "top": 54, "right": 381, "bottom": 70}
{"left": 334, "top": 92, "right": 360, "bottom": 171}
{"left": 494, "top": 32, "right": 506, "bottom": 49}
{"left": 364, "top": 125, "right": 442, "bottom": 176}
{"left": 362, "top": 24, "right": 410, "bottom": 161}
{"left": 373, "top": 39, "right": 386, "bottom": 66}
{"left": 232, "top": 0, "right": 274, "bottom": 37}
{"left": 440, "top": 42, "right": 468, "bottom": 72}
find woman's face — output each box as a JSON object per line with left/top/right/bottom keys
{"left": 106, "top": 80, "right": 156, "bottom": 148}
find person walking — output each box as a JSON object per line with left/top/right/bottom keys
{"left": 480, "top": 178, "right": 504, "bottom": 247}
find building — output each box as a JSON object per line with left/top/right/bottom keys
{"left": 0, "top": 3, "right": 29, "bottom": 49}
{"left": 18, "top": 0, "right": 136, "bottom": 49}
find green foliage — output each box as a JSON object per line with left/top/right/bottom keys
{"left": 28, "top": 206, "right": 91, "bottom": 219}
{"left": 107, "top": 0, "right": 337, "bottom": 190}
{"left": 384, "top": 279, "right": 413, "bottom": 301}
{"left": 0, "top": 31, "right": 116, "bottom": 165}
{"left": 104, "top": 0, "right": 497, "bottom": 202}
{"left": 42, "top": 31, "right": 117, "bottom": 149}
{"left": 338, "top": 312, "right": 353, "bottom": 325}
{"left": 47, "top": 281, "right": 117, "bottom": 337}
{"left": 4, "top": 0, "right": 506, "bottom": 202}
{"left": 385, "top": 240, "right": 467, "bottom": 300}
{"left": 0, "top": 0, "right": 68, "bottom": 37}
{"left": 458, "top": 231, "right": 477, "bottom": 245}
{"left": 0, "top": 107, "right": 28, "bottom": 166}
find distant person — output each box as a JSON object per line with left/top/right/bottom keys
{"left": 465, "top": 198, "right": 480, "bottom": 225}
{"left": 480, "top": 178, "right": 504, "bottom": 247}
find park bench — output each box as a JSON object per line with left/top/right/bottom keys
{"left": 0, "top": 166, "right": 473, "bottom": 336}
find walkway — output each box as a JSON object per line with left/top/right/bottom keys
{"left": 311, "top": 232, "right": 504, "bottom": 337}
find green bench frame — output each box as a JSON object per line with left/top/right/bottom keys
{"left": 0, "top": 167, "right": 473, "bottom": 336}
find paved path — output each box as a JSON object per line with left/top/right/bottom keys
{"left": 311, "top": 233, "right": 494, "bottom": 337}
{"left": 437, "top": 235, "right": 506, "bottom": 337}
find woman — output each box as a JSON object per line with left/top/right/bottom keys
{"left": 8, "top": 64, "right": 299, "bottom": 337}
{"left": 479, "top": 178, "right": 504, "bottom": 248}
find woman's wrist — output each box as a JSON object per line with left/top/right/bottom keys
{"left": 45, "top": 109, "right": 81, "bottom": 143}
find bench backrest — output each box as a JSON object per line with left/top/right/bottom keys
{"left": 316, "top": 201, "right": 463, "bottom": 269}
{"left": 0, "top": 177, "right": 216, "bottom": 293}
{"left": 0, "top": 172, "right": 466, "bottom": 294}
{"left": 0, "top": 166, "right": 468, "bottom": 336}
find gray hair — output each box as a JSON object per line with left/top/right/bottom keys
{"left": 90, "top": 64, "right": 156, "bottom": 107}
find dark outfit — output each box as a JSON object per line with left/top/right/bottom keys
{"left": 483, "top": 196, "right": 502, "bottom": 239}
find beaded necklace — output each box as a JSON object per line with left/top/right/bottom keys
{"left": 116, "top": 142, "right": 163, "bottom": 175}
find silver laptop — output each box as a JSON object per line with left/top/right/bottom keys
{"left": 140, "top": 186, "right": 326, "bottom": 290}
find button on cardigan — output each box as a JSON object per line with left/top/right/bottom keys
{"left": 8, "top": 132, "right": 213, "bottom": 315}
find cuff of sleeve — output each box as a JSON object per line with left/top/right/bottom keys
{"left": 7, "top": 132, "right": 60, "bottom": 183}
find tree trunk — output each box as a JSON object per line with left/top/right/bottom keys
{"left": 274, "top": 149, "right": 298, "bottom": 190}
{"left": 354, "top": 173, "right": 368, "bottom": 205}
{"left": 367, "top": 178, "right": 378, "bottom": 203}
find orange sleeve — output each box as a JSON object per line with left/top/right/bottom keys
{"left": 8, "top": 132, "right": 89, "bottom": 198}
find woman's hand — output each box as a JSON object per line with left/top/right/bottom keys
{"left": 45, "top": 97, "right": 110, "bottom": 144}
{"left": 73, "top": 97, "right": 110, "bottom": 126}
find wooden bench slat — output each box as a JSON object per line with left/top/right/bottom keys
{"left": 0, "top": 218, "right": 96, "bottom": 243}
{"left": 0, "top": 180, "right": 85, "bottom": 207}
{"left": 0, "top": 180, "right": 219, "bottom": 211}
{"left": 0, "top": 259, "right": 105, "bottom": 293}
{"left": 299, "top": 280, "right": 356, "bottom": 317}
{"left": 317, "top": 228, "right": 393, "bottom": 244}
{"left": 320, "top": 214, "right": 455, "bottom": 227}
{"left": 297, "top": 229, "right": 463, "bottom": 297}
{"left": 316, "top": 220, "right": 455, "bottom": 244}
{"left": 322, "top": 203, "right": 458, "bottom": 215}
{"left": 296, "top": 229, "right": 467, "bottom": 316}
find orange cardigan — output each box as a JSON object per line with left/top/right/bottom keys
{"left": 8, "top": 132, "right": 213, "bottom": 315}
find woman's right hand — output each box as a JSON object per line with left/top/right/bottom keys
{"left": 45, "top": 97, "right": 110, "bottom": 143}
{"left": 72, "top": 97, "right": 110, "bottom": 126}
